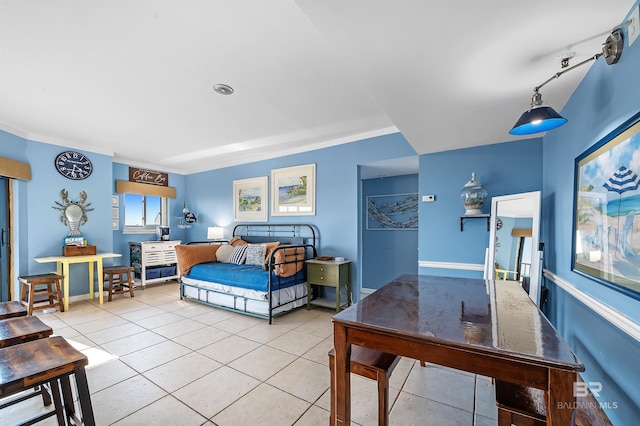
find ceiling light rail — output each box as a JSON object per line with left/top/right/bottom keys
{"left": 510, "top": 25, "right": 626, "bottom": 136}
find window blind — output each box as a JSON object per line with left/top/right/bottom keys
{"left": 0, "top": 156, "right": 31, "bottom": 181}
{"left": 115, "top": 180, "right": 176, "bottom": 198}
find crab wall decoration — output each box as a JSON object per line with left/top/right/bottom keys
{"left": 52, "top": 189, "right": 94, "bottom": 236}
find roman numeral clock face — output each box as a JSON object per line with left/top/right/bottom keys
{"left": 55, "top": 151, "right": 93, "bottom": 180}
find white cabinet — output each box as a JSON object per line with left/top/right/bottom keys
{"left": 129, "top": 240, "right": 181, "bottom": 287}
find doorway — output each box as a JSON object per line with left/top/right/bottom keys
{"left": 0, "top": 177, "right": 9, "bottom": 301}
{"left": 358, "top": 156, "right": 419, "bottom": 295}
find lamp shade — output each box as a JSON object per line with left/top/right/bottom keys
{"left": 509, "top": 106, "right": 567, "bottom": 135}
{"left": 207, "top": 226, "right": 224, "bottom": 240}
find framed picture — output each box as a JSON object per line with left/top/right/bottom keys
{"left": 572, "top": 112, "right": 640, "bottom": 299}
{"left": 112, "top": 195, "right": 119, "bottom": 207}
{"left": 233, "top": 176, "right": 268, "bottom": 222}
{"left": 271, "top": 164, "right": 316, "bottom": 216}
{"left": 366, "top": 193, "right": 419, "bottom": 230}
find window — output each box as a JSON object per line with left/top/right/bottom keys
{"left": 123, "top": 193, "right": 168, "bottom": 234}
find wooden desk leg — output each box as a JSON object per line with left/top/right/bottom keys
{"left": 59, "top": 262, "right": 70, "bottom": 312}
{"left": 333, "top": 323, "right": 351, "bottom": 425}
{"left": 88, "top": 261, "right": 95, "bottom": 301}
{"left": 547, "top": 369, "right": 577, "bottom": 425}
{"left": 96, "top": 260, "right": 104, "bottom": 305}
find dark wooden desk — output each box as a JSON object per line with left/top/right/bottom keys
{"left": 332, "top": 274, "right": 584, "bottom": 425}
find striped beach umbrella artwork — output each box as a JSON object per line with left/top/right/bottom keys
{"left": 603, "top": 165, "right": 639, "bottom": 253}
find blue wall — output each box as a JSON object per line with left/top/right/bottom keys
{"left": 362, "top": 174, "right": 419, "bottom": 290}
{"left": 0, "top": 132, "right": 115, "bottom": 298}
{"left": 541, "top": 3, "right": 640, "bottom": 423}
{"left": 183, "top": 132, "right": 417, "bottom": 301}
{"left": 418, "top": 138, "right": 543, "bottom": 277}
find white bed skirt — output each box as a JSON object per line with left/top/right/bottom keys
{"left": 180, "top": 277, "right": 308, "bottom": 316}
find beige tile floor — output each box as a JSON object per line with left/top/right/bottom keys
{"left": 4, "top": 281, "right": 498, "bottom": 425}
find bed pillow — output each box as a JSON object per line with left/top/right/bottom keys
{"left": 274, "top": 246, "right": 305, "bottom": 277}
{"left": 228, "top": 245, "right": 248, "bottom": 264}
{"left": 215, "top": 244, "right": 236, "bottom": 263}
{"left": 262, "top": 241, "right": 281, "bottom": 270}
{"left": 229, "top": 237, "right": 249, "bottom": 247}
{"left": 245, "top": 244, "right": 267, "bottom": 266}
{"left": 175, "top": 244, "right": 221, "bottom": 275}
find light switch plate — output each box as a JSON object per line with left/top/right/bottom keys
{"left": 422, "top": 194, "right": 435, "bottom": 202}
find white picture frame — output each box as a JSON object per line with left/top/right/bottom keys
{"left": 233, "top": 176, "right": 268, "bottom": 222}
{"left": 271, "top": 163, "right": 316, "bottom": 216}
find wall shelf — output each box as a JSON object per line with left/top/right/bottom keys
{"left": 460, "top": 214, "right": 490, "bottom": 231}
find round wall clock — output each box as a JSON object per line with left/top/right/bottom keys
{"left": 55, "top": 151, "right": 93, "bottom": 180}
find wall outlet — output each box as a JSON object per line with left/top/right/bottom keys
{"left": 422, "top": 194, "right": 435, "bottom": 202}
{"left": 629, "top": 5, "right": 639, "bottom": 46}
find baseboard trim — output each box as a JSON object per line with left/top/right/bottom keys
{"left": 418, "top": 260, "right": 484, "bottom": 271}
{"left": 543, "top": 269, "right": 640, "bottom": 343}
{"left": 360, "top": 288, "right": 375, "bottom": 298}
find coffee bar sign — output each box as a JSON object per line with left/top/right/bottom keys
{"left": 129, "top": 167, "right": 168, "bottom": 186}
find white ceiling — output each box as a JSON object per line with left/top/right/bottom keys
{"left": 0, "top": 1, "right": 635, "bottom": 175}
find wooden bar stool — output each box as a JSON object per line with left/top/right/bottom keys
{"left": 329, "top": 347, "right": 400, "bottom": 426}
{"left": 103, "top": 265, "right": 135, "bottom": 301}
{"left": 0, "top": 301, "right": 28, "bottom": 320}
{"left": 495, "top": 379, "right": 613, "bottom": 426}
{"left": 0, "top": 336, "right": 95, "bottom": 426}
{"left": 0, "top": 315, "right": 53, "bottom": 348}
{"left": 18, "top": 273, "right": 64, "bottom": 315}
{"left": 0, "top": 315, "right": 60, "bottom": 423}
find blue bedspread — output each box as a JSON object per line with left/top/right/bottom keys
{"left": 186, "top": 262, "right": 305, "bottom": 292}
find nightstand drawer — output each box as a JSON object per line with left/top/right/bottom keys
{"left": 307, "top": 263, "right": 339, "bottom": 285}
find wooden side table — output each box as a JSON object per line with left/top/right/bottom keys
{"left": 306, "top": 259, "right": 351, "bottom": 312}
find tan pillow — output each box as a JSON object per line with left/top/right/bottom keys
{"left": 262, "top": 241, "right": 281, "bottom": 270}
{"left": 175, "top": 244, "right": 220, "bottom": 275}
{"left": 229, "top": 237, "right": 249, "bottom": 247}
{"left": 273, "top": 246, "right": 305, "bottom": 277}
{"left": 215, "top": 244, "right": 236, "bottom": 263}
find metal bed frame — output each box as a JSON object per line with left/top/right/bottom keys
{"left": 180, "top": 223, "right": 318, "bottom": 324}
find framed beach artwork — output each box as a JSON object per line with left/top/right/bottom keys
{"left": 366, "top": 193, "right": 419, "bottom": 230}
{"left": 233, "top": 176, "right": 268, "bottom": 222}
{"left": 572, "top": 112, "right": 640, "bottom": 299}
{"left": 271, "top": 164, "right": 316, "bottom": 216}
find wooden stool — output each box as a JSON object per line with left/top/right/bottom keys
{"left": 495, "top": 379, "right": 613, "bottom": 426}
{"left": 103, "top": 265, "right": 135, "bottom": 301}
{"left": 329, "top": 347, "right": 400, "bottom": 426}
{"left": 0, "top": 301, "right": 27, "bottom": 320}
{"left": 0, "top": 316, "right": 59, "bottom": 423}
{"left": 0, "top": 336, "right": 95, "bottom": 426}
{"left": 18, "top": 273, "right": 64, "bottom": 315}
{"left": 0, "top": 315, "right": 53, "bottom": 348}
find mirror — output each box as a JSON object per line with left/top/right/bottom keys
{"left": 485, "top": 191, "right": 542, "bottom": 306}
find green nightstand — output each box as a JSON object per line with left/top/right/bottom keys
{"left": 306, "top": 259, "right": 352, "bottom": 312}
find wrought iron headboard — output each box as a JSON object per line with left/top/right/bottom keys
{"left": 232, "top": 223, "right": 317, "bottom": 247}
